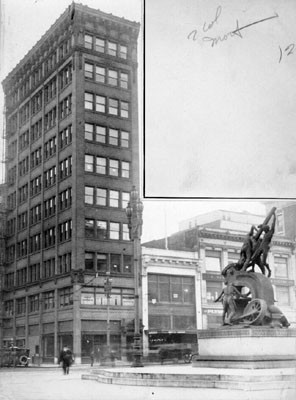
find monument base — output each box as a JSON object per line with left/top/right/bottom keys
{"left": 194, "top": 326, "right": 296, "bottom": 362}
{"left": 191, "top": 327, "right": 296, "bottom": 390}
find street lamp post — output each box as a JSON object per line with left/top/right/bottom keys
{"left": 125, "top": 186, "right": 144, "bottom": 367}
{"left": 104, "top": 271, "right": 112, "bottom": 364}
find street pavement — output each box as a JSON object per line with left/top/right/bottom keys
{"left": 0, "top": 365, "right": 295, "bottom": 400}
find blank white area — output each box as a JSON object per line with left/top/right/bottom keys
{"left": 145, "top": 0, "right": 296, "bottom": 198}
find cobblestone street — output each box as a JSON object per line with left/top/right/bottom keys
{"left": 0, "top": 366, "right": 295, "bottom": 400}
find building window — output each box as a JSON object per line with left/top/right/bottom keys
{"left": 44, "top": 136, "right": 57, "bottom": 159}
{"left": 121, "top": 131, "right": 129, "bottom": 148}
{"left": 43, "top": 258, "right": 55, "bottom": 279}
{"left": 31, "top": 147, "right": 42, "bottom": 169}
{"left": 59, "top": 156, "right": 72, "bottom": 179}
{"left": 205, "top": 250, "right": 221, "bottom": 273}
{"left": 122, "top": 223, "right": 129, "bottom": 240}
{"left": 85, "top": 219, "right": 95, "bottom": 238}
{"left": 206, "top": 281, "right": 223, "bottom": 302}
{"left": 44, "top": 107, "right": 56, "bottom": 131}
{"left": 85, "top": 154, "right": 94, "bottom": 172}
{"left": 85, "top": 252, "right": 94, "bottom": 270}
{"left": 59, "top": 287, "right": 73, "bottom": 307}
{"left": 31, "top": 91, "right": 42, "bottom": 115}
{"left": 95, "top": 37, "right": 105, "bottom": 52}
{"left": 16, "top": 297, "right": 26, "bottom": 315}
{"left": 107, "top": 41, "right": 117, "bottom": 56}
{"left": 58, "top": 253, "right": 72, "bottom": 274}
{"left": 96, "top": 125, "right": 106, "bottom": 143}
{"left": 7, "top": 218, "right": 16, "bottom": 236}
{"left": 4, "top": 300, "right": 14, "bottom": 317}
{"left": 109, "top": 222, "right": 120, "bottom": 240}
{"left": 44, "top": 166, "right": 56, "bottom": 188}
{"left": 109, "top": 159, "right": 119, "bottom": 176}
{"left": 85, "top": 186, "right": 94, "bottom": 204}
{"left": 60, "top": 63, "right": 72, "bottom": 89}
{"left": 109, "top": 190, "right": 119, "bottom": 207}
{"left": 109, "top": 98, "right": 118, "bottom": 115}
{"left": 85, "top": 123, "right": 94, "bottom": 141}
{"left": 123, "top": 255, "right": 132, "bottom": 273}
{"left": 29, "top": 295, "right": 39, "bottom": 313}
{"left": 97, "top": 253, "right": 107, "bottom": 272}
{"left": 29, "top": 263, "right": 40, "bottom": 283}
{"left": 121, "top": 161, "right": 130, "bottom": 178}
{"left": 59, "top": 94, "right": 72, "bottom": 119}
{"left": 44, "top": 196, "right": 56, "bottom": 218}
{"left": 44, "top": 77, "right": 57, "bottom": 103}
{"left": 43, "top": 291, "right": 55, "bottom": 310}
{"left": 84, "top": 34, "right": 93, "bottom": 49}
{"left": 96, "top": 188, "right": 107, "bottom": 206}
{"left": 17, "top": 211, "right": 28, "bottom": 230}
{"left": 31, "top": 119, "right": 42, "bottom": 142}
{"left": 30, "top": 204, "right": 41, "bottom": 225}
{"left": 59, "top": 125, "right": 72, "bottom": 148}
{"left": 96, "top": 95, "right": 106, "bottom": 113}
{"left": 19, "top": 157, "right": 29, "bottom": 177}
{"left": 58, "top": 220, "right": 72, "bottom": 242}
{"left": 17, "top": 239, "right": 28, "bottom": 258}
{"left": 276, "top": 211, "right": 285, "bottom": 235}
{"left": 274, "top": 257, "right": 288, "bottom": 278}
{"left": 122, "top": 192, "right": 130, "bottom": 209}
{"left": 85, "top": 92, "right": 93, "bottom": 110}
{"left": 120, "top": 72, "right": 128, "bottom": 89}
{"left": 108, "top": 69, "right": 118, "bottom": 86}
{"left": 30, "top": 175, "right": 42, "bottom": 196}
{"left": 44, "top": 227, "right": 56, "bottom": 248}
{"left": 275, "top": 286, "right": 290, "bottom": 306}
{"left": 84, "top": 62, "right": 94, "bottom": 79}
{"left": 120, "top": 101, "right": 129, "bottom": 118}
{"left": 19, "top": 183, "right": 28, "bottom": 203}
{"left": 97, "top": 220, "right": 107, "bottom": 239}
{"left": 96, "top": 157, "right": 107, "bottom": 174}
{"left": 148, "top": 274, "right": 195, "bottom": 304}
{"left": 119, "top": 44, "right": 127, "bottom": 59}
{"left": 59, "top": 187, "right": 72, "bottom": 210}
{"left": 30, "top": 233, "right": 41, "bottom": 253}
{"left": 19, "top": 131, "right": 29, "bottom": 151}
{"left": 110, "top": 254, "right": 121, "bottom": 273}
{"left": 95, "top": 66, "right": 105, "bottom": 83}
{"left": 16, "top": 268, "right": 27, "bottom": 286}
{"left": 109, "top": 128, "right": 119, "bottom": 146}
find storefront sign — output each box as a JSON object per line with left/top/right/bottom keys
{"left": 122, "top": 298, "right": 134, "bottom": 306}
{"left": 81, "top": 293, "right": 95, "bottom": 305}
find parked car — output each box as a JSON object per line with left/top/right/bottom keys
{"left": 158, "top": 344, "right": 192, "bottom": 364}
{"left": 0, "top": 347, "right": 30, "bottom": 367}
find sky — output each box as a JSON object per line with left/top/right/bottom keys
{"left": 0, "top": 0, "right": 291, "bottom": 243}
{"left": 145, "top": 0, "right": 296, "bottom": 198}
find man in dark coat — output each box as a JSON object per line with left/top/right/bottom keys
{"left": 58, "top": 345, "right": 73, "bottom": 374}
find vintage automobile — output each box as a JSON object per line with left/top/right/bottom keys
{"left": 158, "top": 344, "right": 193, "bottom": 364}
{"left": 0, "top": 346, "right": 30, "bottom": 367}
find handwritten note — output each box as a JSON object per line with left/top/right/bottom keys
{"left": 188, "top": 6, "right": 279, "bottom": 48}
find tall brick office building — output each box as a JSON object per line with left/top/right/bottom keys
{"left": 1, "top": 3, "right": 140, "bottom": 363}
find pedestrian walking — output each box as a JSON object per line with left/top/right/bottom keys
{"left": 58, "top": 345, "right": 73, "bottom": 375}
{"left": 90, "top": 350, "right": 94, "bottom": 367}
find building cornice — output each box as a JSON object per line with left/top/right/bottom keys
{"left": 2, "top": 3, "right": 140, "bottom": 91}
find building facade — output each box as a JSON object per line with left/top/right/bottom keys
{"left": 1, "top": 3, "right": 140, "bottom": 363}
{"left": 142, "top": 210, "right": 296, "bottom": 353}
{"left": 141, "top": 247, "right": 201, "bottom": 356}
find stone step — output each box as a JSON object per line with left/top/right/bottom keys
{"left": 82, "top": 367, "right": 296, "bottom": 390}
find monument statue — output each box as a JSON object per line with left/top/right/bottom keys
{"left": 217, "top": 207, "right": 290, "bottom": 328}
